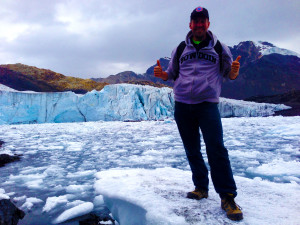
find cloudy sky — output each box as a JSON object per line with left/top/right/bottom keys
{"left": 1, "top": 0, "right": 299, "bottom": 78}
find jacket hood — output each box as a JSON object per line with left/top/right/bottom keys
{"left": 185, "top": 30, "right": 218, "bottom": 49}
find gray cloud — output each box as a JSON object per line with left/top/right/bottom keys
{"left": 0, "top": 0, "right": 299, "bottom": 78}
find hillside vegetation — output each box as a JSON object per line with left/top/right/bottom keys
{"left": 0, "top": 63, "right": 108, "bottom": 94}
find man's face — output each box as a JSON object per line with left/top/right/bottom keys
{"left": 189, "top": 17, "right": 210, "bottom": 41}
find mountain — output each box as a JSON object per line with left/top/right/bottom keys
{"left": 1, "top": 41, "right": 299, "bottom": 100}
{"left": 222, "top": 41, "right": 300, "bottom": 99}
{"left": 93, "top": 71, "right": 144, "bottom": 84}
{"left": 0, "top": 63, "right": 108, "bottom": 94}
{"left": 91, "top": 58, "right": 174, "bottom": 87}
{"left": 93, "top": 41, "right": 300, "bottom": 100}
{"left": 0, "top": 67, "right": 59, "bottom": 92}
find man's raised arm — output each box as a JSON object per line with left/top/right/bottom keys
{"left": 229, "top": 56, "right": 241, "bottom": 80}
{"left": 154, "top": 60, "right": 168, "bottom": 81}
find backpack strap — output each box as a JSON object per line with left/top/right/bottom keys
{"left": 214, "top": 40, "right": 223, "bottom": 73}
{"left": 174, "top": 41, "right": 186, "bottom": 81}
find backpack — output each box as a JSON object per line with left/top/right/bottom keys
{"left": 173, "top": 40, "right": 223, "bottom": 81}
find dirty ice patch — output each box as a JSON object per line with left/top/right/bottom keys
{"left": 94, "top": 167, "right": 300, "bottom": 225}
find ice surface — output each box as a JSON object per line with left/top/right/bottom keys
{"left": 94, "top": 167, "right": 300, "bottom": 225}
{"left": 0, "top": 116, "right": 299, "bottom": 224}
{"left": 0, "top": 84, "right": 290, "bottom": 125}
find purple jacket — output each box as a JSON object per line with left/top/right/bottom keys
{"left": 166, "top": 30, "right": 233, "bottom": 104}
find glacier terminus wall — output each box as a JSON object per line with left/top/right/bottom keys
{"left": 0, "top": 84, "right": 290, "bottom": 125}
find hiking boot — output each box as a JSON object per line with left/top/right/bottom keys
{"left": 187, "top": 188, "right": 208, "bottom": 200}
{"left": 221, "top": 194, "right": 243, "bottom": 221}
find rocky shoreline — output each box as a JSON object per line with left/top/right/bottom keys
{"left": 0, "top": 140, "right": 25, "bottom": 224}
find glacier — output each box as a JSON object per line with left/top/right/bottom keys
{"left": 0, "top": 83, "right": 290, "bottom": 125}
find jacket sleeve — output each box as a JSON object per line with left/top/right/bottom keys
{"left": 221, "top": 43, "right": 233, "bottom": 78}
{"left": 166, "top": 47, "right": 179, "bottom": 81}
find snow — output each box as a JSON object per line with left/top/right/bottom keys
{"left": 94, "top": 167, "right": 300, "bottom": 225}
{"left": 0, "top": 116, "right": 299, "bottom": 224}
{"left": 0, "top": 84, "right": 17, "bottom": 92}
{"left": 255, "top": 41, "right": 300, "bottom": 57}
{"left": 0, "top": 84, "right": 290, "bottom": 125}
{"left": 0, "top": 84, "right": 38, "bottom": 93}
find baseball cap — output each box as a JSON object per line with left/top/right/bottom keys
{"left": 190, "top": 7, "right": 209, "bottom": 20}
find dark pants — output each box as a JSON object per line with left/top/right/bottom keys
{"left": 174, "top": 101, "right": 237, "bottom": 198}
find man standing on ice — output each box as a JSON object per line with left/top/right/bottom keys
{"left": 154, "top": 6, "right": 243, "bottom": 221}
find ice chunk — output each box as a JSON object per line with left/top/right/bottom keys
{"left": 9, "top": 172, "right": 45, "bottom": 190}
{"left": 93, "top": 195, "right": 104, "bottom": 206}
{"left": 66, "top": 184, "right": 93, "bottom": 194}
{"left": 247, "top": 159, "right": 300, "bottom": 176}
{"left": 53, "top": 202, "right": 94, "bottom": 224}
{"left": 0, "top": 188, "right": 10, "bottom": 200}
{"left": 21, "top": 197, "right": 43, "bottom": 210}
{"left": 66, "top": 169, "right": 97, "bottom": 178}
{"left": 43, "top": 195, "right": 70, "bottom": 213}
{"left": 13, "top": 195, "right": 27, "bottom": 202}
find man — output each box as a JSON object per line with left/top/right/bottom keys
{"left": 154, "top": 6, "right": 243, "bottom": 221}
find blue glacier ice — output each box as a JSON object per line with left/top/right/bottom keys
{"left": 0, "top": 84, "right": 290, "bottom": 125}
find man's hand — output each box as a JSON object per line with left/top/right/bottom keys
{"left": 154, "top": 60, "right": 168, "bottom": 81}
{"left": 229, "top": 56, "right": 241, "bottom": 80}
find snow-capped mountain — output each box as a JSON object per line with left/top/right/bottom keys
{"left": 1, "top": 41, "right": 299, "bottom": 102}
{"left": 143, "top": 41, "right": 300, "bottom": 100}
{"left": 222, "top": 41, "right": 300, "bottom": 100}
{"left": 254, "top": 41, "right": 300, "bottom": 57}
